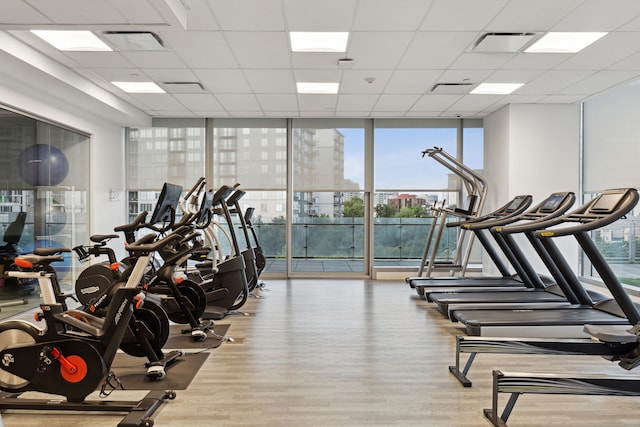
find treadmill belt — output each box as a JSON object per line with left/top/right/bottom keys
{"left": 453, "top": 307, "right": 630, "bottom": 327}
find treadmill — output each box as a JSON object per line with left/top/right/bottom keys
{"left": 451, "top": 188, "right": 639, "bottom": 338}
{"left": 408, "top": 194, "right": 533, "bottom": 297}
{"left": 427, "top": 192, "right": 595, "bottom": 316}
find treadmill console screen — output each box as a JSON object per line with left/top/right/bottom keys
{"left": 589, "top": 193, "right": 623, "bottom": 214}
{"left": 539, "top": 194, "right": 565, "bottom": 213}
{"left": 504, "top": 196, "right": 527, "bottom": 213}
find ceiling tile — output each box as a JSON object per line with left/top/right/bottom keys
{"left": 142, "top": 68, "right": 200, "bottom": 82}
{"left": 244, "top": 69, "right": 296, "bottom": 93}
{"left": 0, "top": 0, "right": 51, "bottom": 23}
{"left": 63, "top": 52, "right": 135, "bottom": 68}
{"left": 341, "top": 70, "right": 393, "bottom": 94}
{"left": 225, "top": 32, "right": 291, "bottom": 68}
{"left": 348, "top": 32, "right": 415, "bottom": 68}
{"left": 555, "top": 32, "right": 640, "bottom": 70}
{"left": 193, "top": 69, "right": 252, "bottom": 93}
{"left": 400, "top": 32, "right": 477, "bottom": 69}
{"left": 256, "top": 94, "right": 299, "bottom": 111}
{"left": 120, "top": 51, "right": 186, "bottom": 68}
{"left": 560, "top": 70, "right": 640, "bottom": 95}
{"left": 180, "top": 0, "right": 219, "bottom": 31}
{"left": 291, "top": 52, "right": 346, "bottom": 70}
{"left": 83, "top": 67, "right": 149, "bottom": 82}
{"left": 25, "top": 0, "right": 130, "bottom": 24}
{"left": 373, "top": 94, "right": 420, "bottom": 111}
{"left": 450, "top": 52, "right": 515, "bottom": 70}
{"left": 215, "top": 93, "right": 262, "bottom": 111}
{"left": 297, "top": 94, "right": 338, "bottom": 111}
{"left": 411, "top": 94, "right": 462, "bottom": 111}
{"left": 209, "top": 0, "right": 284, "bottom": 30}
{"left": 336, "top": 94, "right": 379, "bottom": 111}
{"left": 174, "top": 93, "right": 224, "bottom": 110}
{"left": 127, "top": 93, "right": 186, "bottom": 109}
{"left": 517, "top": 70, "right": 594, "bottom": 95}
{"left": 486, "top": 0, "right": 583, "bottom": 32}
{"left": 551, "top": 0, "right": 640, "bottom": 31}
{"left": 385, "top": 70, "right": 443, "bottom": 94}
{"left": 448, "top": 94, "right": 504, "bottom": 111}
{"left": 353, "top": 0, "right": 433, "bottom": 31}
{"left": 283, "top": 0, "right": 357, "bottom": 31}
{"left": 161, "top": 31, "right": 237, "bottom": 68}
{"left": 502, "top": 52, "right": 571, "bottom": 70}
{"left": 421, "top": 0, "right": 509, "bottom": 31}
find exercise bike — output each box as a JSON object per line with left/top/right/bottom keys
{"left": 0, "top": 232, "right": 182, "bottom": 426}
{"left": 73, "top": 233, "right": 183, "bottom": 379}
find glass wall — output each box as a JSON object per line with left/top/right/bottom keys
{"left": 126, "top": 119, "right": 206, "bottom": 224}
{"left": 373, "top": 120, "right": 468, "bottom": 268}
{"left": 211, "top": 119, "right": 288, "bottom": 273}
{"left": 583, "top": 80, "right": 640, "bottom": 288}
{"left": 0, "top": 106, "right": 90, "bottom": 318}
{"left": 291, "top": 119, "right": 367, "bottom": 274}
{"left": 125, "top": 118, "right": 483, "bottom": 277}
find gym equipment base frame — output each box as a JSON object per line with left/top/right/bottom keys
{"left": 448, "top": 333, "right": 636, "bottom": 387}
{"left": 0, "top": 389, "right": 176, "bottom": 427}
{"left": 484, "top": 370, "right": 640, "bottom": 426}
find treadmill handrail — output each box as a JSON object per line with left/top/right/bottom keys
{"left": 490, "top": 192, "right": 577, "bottom": 235}
{"left": 447, "top": 195, "right": 532, "bottom": 229}
{"left": 532, "top": 188, "right": 638, "bottom": 238}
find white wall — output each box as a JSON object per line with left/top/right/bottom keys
{"left": 0, "top": 47, "right": 150, "bottom": 259}
{"left": 483, "top": 103, "right": 581, "bottom": 276}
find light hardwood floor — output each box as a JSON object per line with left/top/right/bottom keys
{"left": 2, "top": 279, "right": 640, "bottom": 426}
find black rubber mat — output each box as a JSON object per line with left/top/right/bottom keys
{"left": 109, "top": 351, "right": 209, "bottom": 390}
{"left": 164, "top": 323, "right": 231, "bottom": 349}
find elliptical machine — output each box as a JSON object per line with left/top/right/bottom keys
{"left": 0, "top": 232, "right": 181, "bottom": 425}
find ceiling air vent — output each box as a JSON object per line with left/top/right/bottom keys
{"left": 102, "top": 31, "right": 164, "bottom": 51}
{"left": 430, "top": 83, "right": 473, "bottom": 95}
{"left": 471, "top": 32, "right": 537, "bottom": 53}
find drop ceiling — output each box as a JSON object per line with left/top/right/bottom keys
{"left": 3, "top": 0, "right": 640, "bottom": 120}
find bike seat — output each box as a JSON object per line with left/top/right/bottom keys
{"left": 90, "top": 234, "right": 119, "bottom": 243}
{"left": 15, "top": 254, "right": 64, "bottom": 268}
{"left": 34, "top": 247, "right": 71, "bottom": 256}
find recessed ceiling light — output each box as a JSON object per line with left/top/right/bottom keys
{"left": 112, "top": 81, "right": 165, "bottom": 94}
{"left": 296, "top": 82, "right": 340, "bottom": 94}
{"left": 31, "top": 30, "right": 112, "bottom": 51}
{"left": 470, "top": 83, "right": 523, "bottom": 95}
{"left": 524, "top": 32, "right": 607, "bottom": 53}
{"left": 290, "top": 32, "right": 349, "bottom": 52}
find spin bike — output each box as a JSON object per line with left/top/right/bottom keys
{"left": 73, "top": 233, "right": 183, "bottom": 379}
{"left": 0, "top": 232, "right": 182, "bottom": 426}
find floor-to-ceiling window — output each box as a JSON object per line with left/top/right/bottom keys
{"left": 125, "top": 118, "right": 482, "bottom": 278}
{"left": 373, "top": 119, "right": 481, "bottom": 271}
{"left": 210, "top": 119, "right": 288, "bottom": 273}
{"left": 583, "top": 81, "right": 640, "bottom": 289}
{"left": 291, "top": 119, "right": 367, "bottom": 275}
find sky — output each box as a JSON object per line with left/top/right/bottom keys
{"left": 339, "top": 126, "right": 484, "bottom": 190}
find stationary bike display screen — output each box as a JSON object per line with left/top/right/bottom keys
{"left": 197, "top": 190, "right": 214, "bottom": 225}
{"left": 150, "top": 182, "right": 183, "bottom": 224}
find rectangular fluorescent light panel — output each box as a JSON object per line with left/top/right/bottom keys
{"left": 525, "top": 32, "right": 607, "bottom": 53}
{"left": 112, "top": 81, "right": 165, "bottom": 94}
{"left": 297, "top": 82, "right": 339, "bottom": 94}
{"left": 470, "top": 83, "right": 523, "bottom": 95}
{"left": 31, "top": 30, "right": 112, "bottom": 51}
{"left": 290, "top": 32, "right": 349, "bottom": 52}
